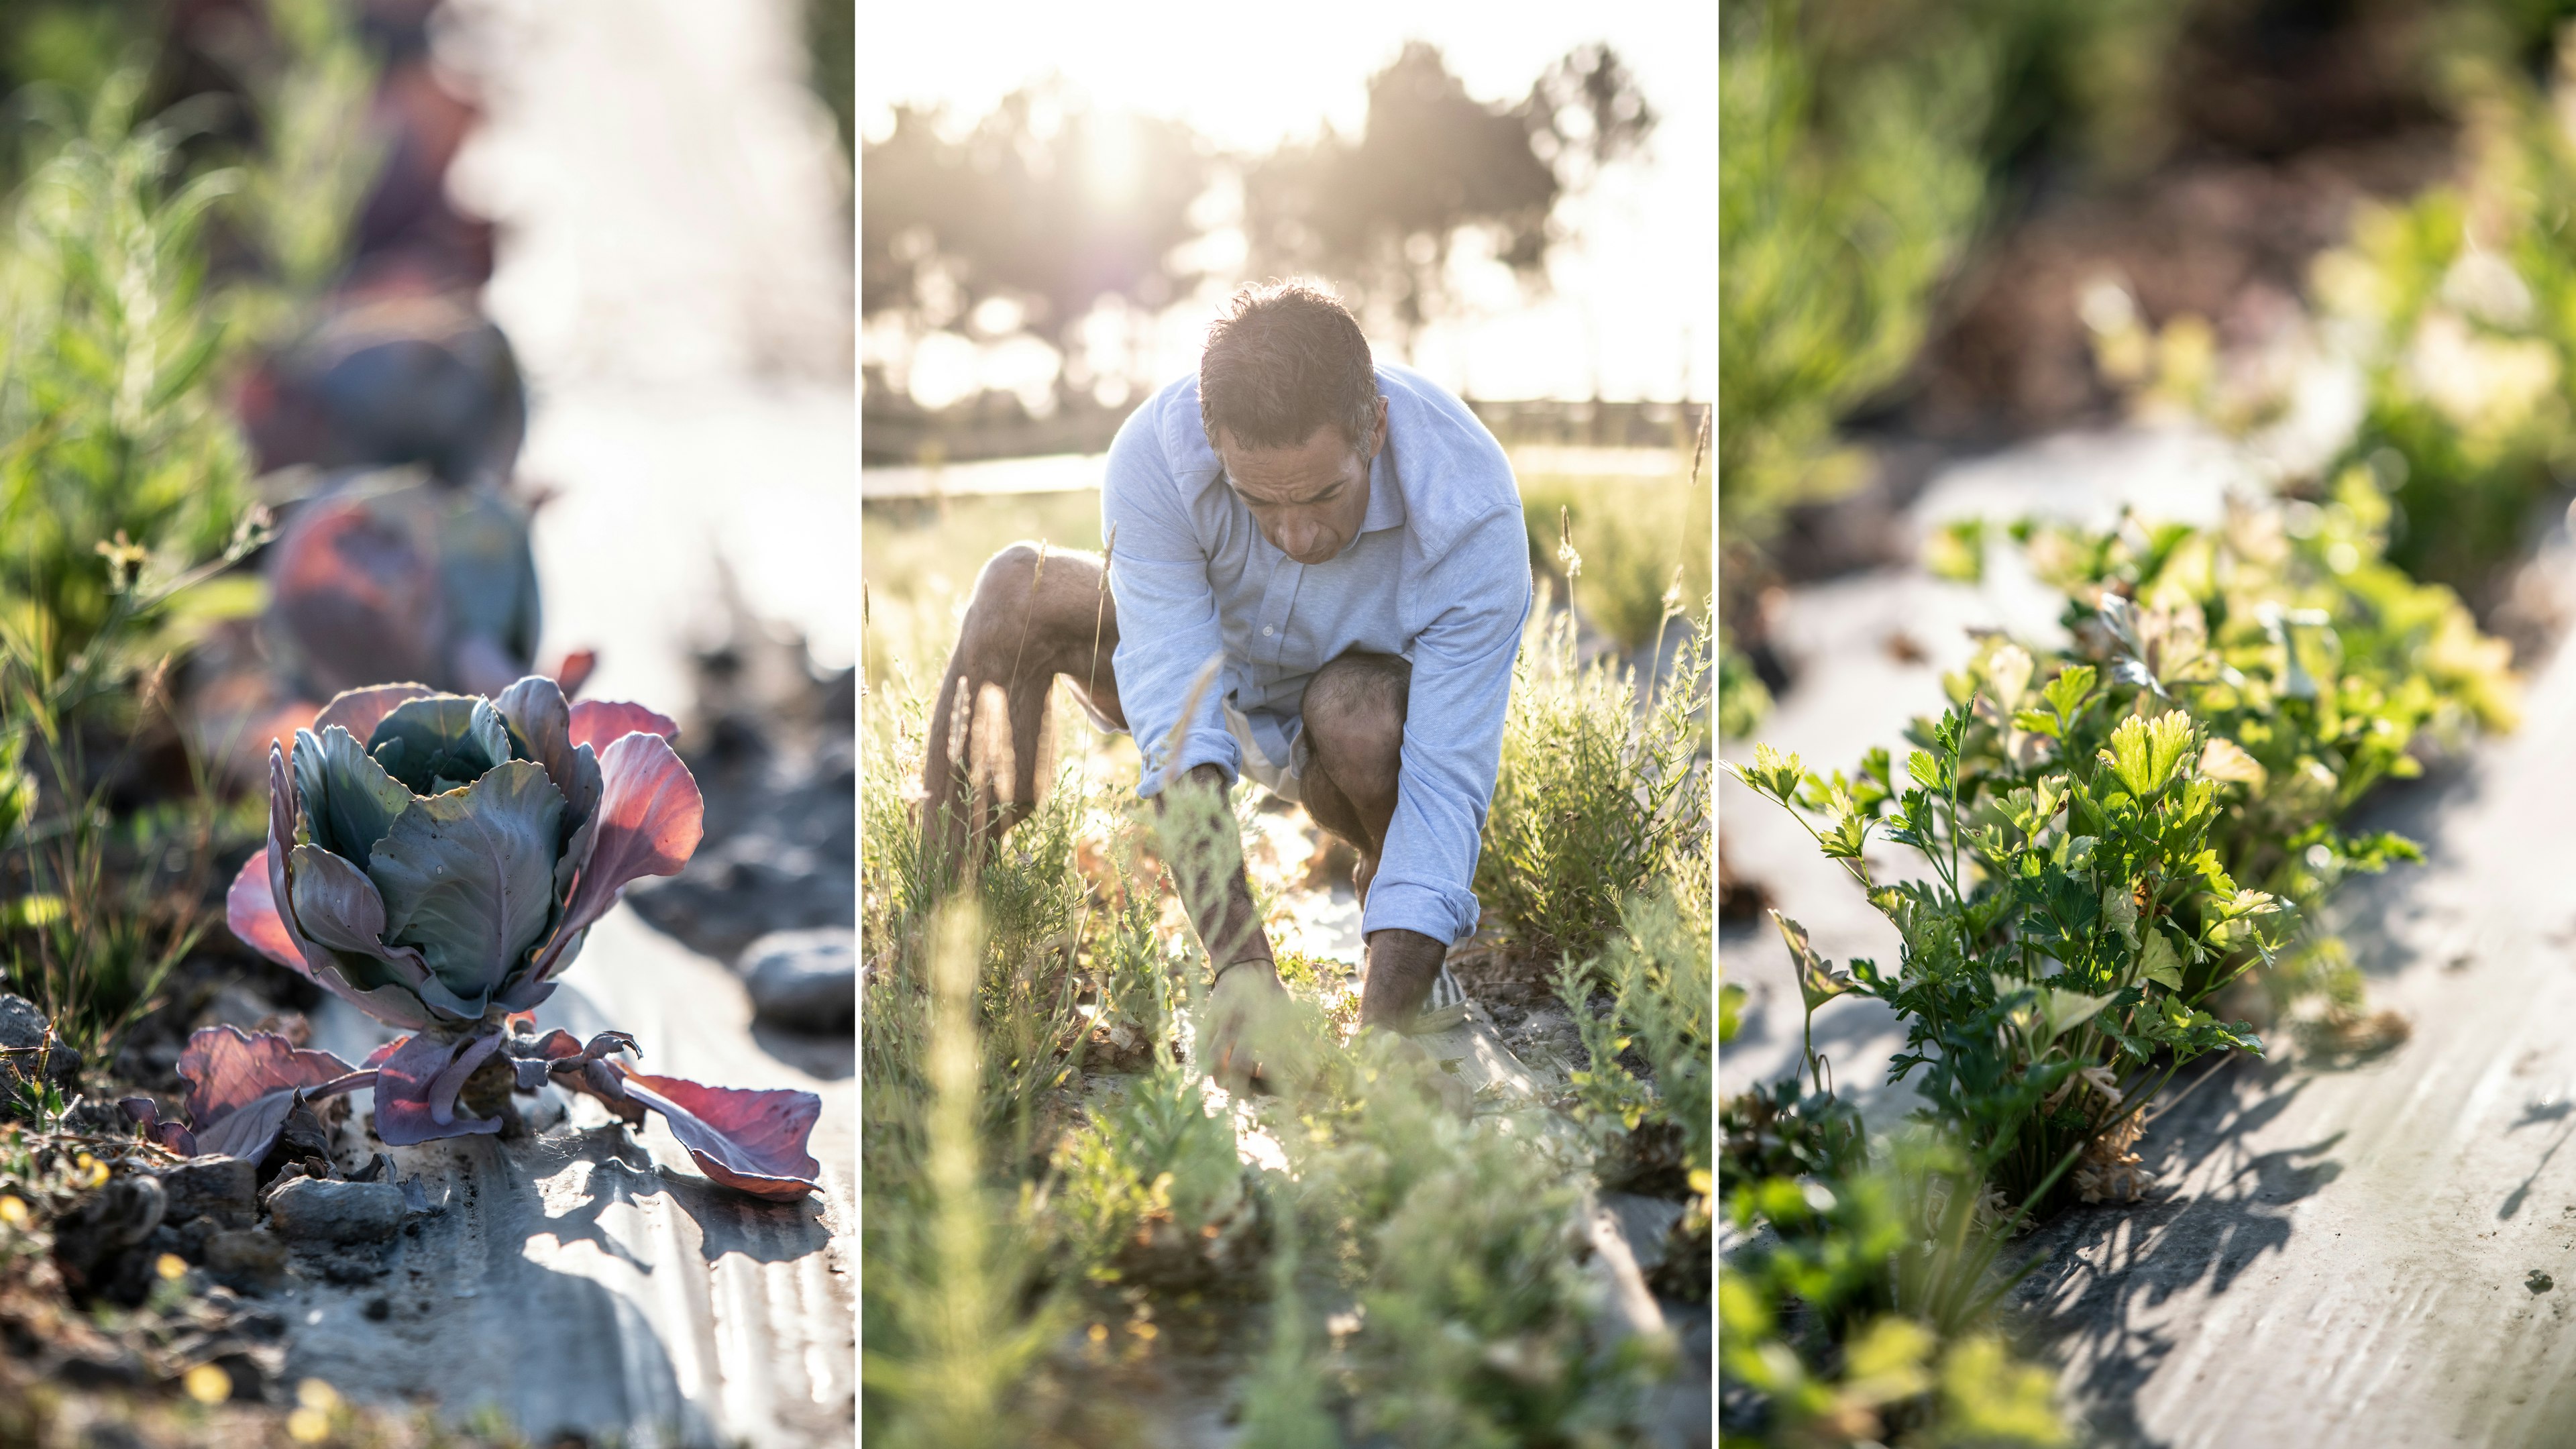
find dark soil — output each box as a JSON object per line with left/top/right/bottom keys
{"left": 624, "top": 584, "right": 855, "bottom": 967}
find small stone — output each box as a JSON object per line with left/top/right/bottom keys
{"left": 58, "top": 1097, "right": 130, "bottom": 1136}
{"left": 741, "top": 928, "right": 855, "bottom": 1032}
{"left": 154, "top": 1157, "right": 259, "bottom": 1226}
{"left": 266, "top": 1177, "right": 406, "bottom": 1244}
{"left": 204, "top": 1228, "right": 288, "bottom": 1283}
{"left": 51, "top": 1175, "right": 166, "bottom": 1299}
{"left": 2531, "top": 1269, "right": 2556, "bottom": 1295}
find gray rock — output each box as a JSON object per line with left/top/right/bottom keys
{"left": 741, "top": 928, "right": 854, "bottom": 1032}
{"left": 155, "top": 1157, "right": 259, "bottom": 1226}
{"left": 0, "top": 992, "right": 79, "bottom": 1108}
{"left": 203, "top": 1228, "right": 288, "bottom": 1287}
{"left": 0, "top": 991, "right": 50, "bottom": 1049}
{"left": 266, "top": 1177, "right": 406, "bottom": 1244}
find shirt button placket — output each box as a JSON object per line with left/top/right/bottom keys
{"left": 1260, "top": 562, "right": 1298, "bottom": 671}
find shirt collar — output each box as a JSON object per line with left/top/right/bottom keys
{"left": 1359, "top": 437, "right": 1407, "bottom": 536}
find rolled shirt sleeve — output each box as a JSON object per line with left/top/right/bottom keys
{"left": 1362, "top": 506, "right": 1532, "bottom": 945}
{"left": 1103, "top": 398, "right": 1240, "bottom": 798}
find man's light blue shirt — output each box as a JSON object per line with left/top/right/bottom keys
{"left": 1104, "top": 361, "right": 1531, "bottom": 947}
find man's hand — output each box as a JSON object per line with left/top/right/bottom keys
{"left": 1204, "top": 959, "right": 1307, "bottom": 1096}
{"left": 1352, "top": 1024, "right": 1471, "bottom": 1119}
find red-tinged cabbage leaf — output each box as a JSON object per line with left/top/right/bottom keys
{"left": 618, "top": 1071, "right": 821, "bottom": 1201}
{"left": 119, "top": 1097, "right": 198, "bottom": 1157}
{"left": 178, "top": 1026, "right": 362, "bottom": 1161}
{"left": 567, "top": 700, "right": 678, "bottom": 753}
{"left": 533, "top": 731, "right": 702, "bottom": 979}
{"left": 226, "top": 847, "right": 301, "bottom": 971}
{"left": 372, "top": 1030, "right": 506, "bottom": 1145}
{"left": 313, "top": 684, "right": 434, "bottom": 745}
{"left": 508, "top": 1029, "right": 646, "bottom": 1123}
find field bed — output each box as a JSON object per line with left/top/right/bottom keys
{"left": 282, "top": 910, "right": 853, "bottom": 1448}
{"left": 1721, "top": 423, "right": 2576, "bottom": 1445}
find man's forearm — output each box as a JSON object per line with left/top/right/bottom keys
{"left": 1155, "top": 763, "right": 1273, "bottom": 971}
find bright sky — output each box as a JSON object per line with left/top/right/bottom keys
{"left": 858, "top": 0, "right": 1714, "bottom": 406}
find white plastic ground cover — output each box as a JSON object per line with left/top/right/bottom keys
{"left": 1721, "top": 425, "right": 2576, "bottom": 1444}
{"left": 298, "top": 908, "right": 853, "bottom": 1448}
{"left": 2008, "top": 596, "right": 2576, "bottom": 1446}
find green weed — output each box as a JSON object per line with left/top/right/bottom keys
{"left": 1519, "top": 469, "right": 1710, "bottom": 653}
{"left": 0, "top": 95, "right": 275, "bottom": 1063}
{"left": 1478, "top": 596, "right": 1711, "bottom": 967}
{"left": 1556, "top": 856, "right": 1713, "bottom": 1195}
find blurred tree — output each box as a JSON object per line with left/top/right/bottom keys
{"left": 861, "top": 83, "right": 1216, "bottom": 403}
{"left": 863, "top": 42, "right": 1652, "bottom": 406}
{"left": 1242, "top": 41, "right": 1654, "bottom": 357}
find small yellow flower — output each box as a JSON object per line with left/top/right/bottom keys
{"left": 1086, "top": 1323, "right": 1108, "bottom": 1344}
{"left": 1687, "top": 1169, "right": 1713, "bottom": 1198}
{"left": 287, "top": 1407, "right": 331, "bottom": 1444}
{"left": 297, "top": 1379, "right": 341, "bottom": 1413}
{"left": 0, "top": 1195, "right": 27, "bottom": 1228}
{"left": 156, "top": 1253, "right": 189, "bottom": 1282}
{"left": 183, "top": 1362, "right": 231, "bottom": 1405}
{"left": 73, "top": 1155, "right": 108, "bottom": 1189}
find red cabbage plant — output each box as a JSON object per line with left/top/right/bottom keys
{"left": 188, "top": 678, "right": 820, "bottom": 1200}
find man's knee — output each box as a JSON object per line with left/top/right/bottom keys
{"left": 964, "top": 541, "right": 1049, "bottom": 623}
{"left": 961, "top": 542, "right": 1098, "bottom": 647}
{"left": 1301, "top": 651, "right": 1408, "bottom": 794}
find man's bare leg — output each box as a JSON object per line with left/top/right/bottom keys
{"left": 1298, "top": 652, "right": 1446, "bottom": 1030}
{"left": 920, "top": 543, "right": 1123, "bottom": 869}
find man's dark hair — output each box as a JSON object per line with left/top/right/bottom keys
{"left": 1199, "top": 280, "right": 1378, "bottom": 451}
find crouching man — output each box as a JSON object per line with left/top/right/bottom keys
{"left": 922, "top": 280, "right": 1529, "bottom": 1093}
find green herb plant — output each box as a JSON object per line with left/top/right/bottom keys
{"left": 1716, "top": 947, "right": 2072, "bottom": 1446}
{"left": 1727, "top": 655, "right": 2288, "bottom": 1220}
{"left": 1555, "top": 845, "right": 1715, "bottom": 1213}
{"left": 1932, "top": 470, "right": 2514, "bottom": 1024}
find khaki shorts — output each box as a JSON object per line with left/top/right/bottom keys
{"left": 1222, "top": 700, "right": 1309, "bottom": 804}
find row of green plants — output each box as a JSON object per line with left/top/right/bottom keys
{"left": 860, "top": 581, "right": 1715, "bottom": 1445}
{"left": 1717, "top": 0, "right": 1986, "bottom": 570}
{"left": 2096, "top": 19, "right": 2576, "bottom": 611}
{"left": 1715, "top": 1, "right": 2576, "bottom": 747}
{"left": 1718, "top": 468, "right": 2519, "bottom": 1440}
{"left": 1719, "top": 11, "right": 2576, "bottom": 1437}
